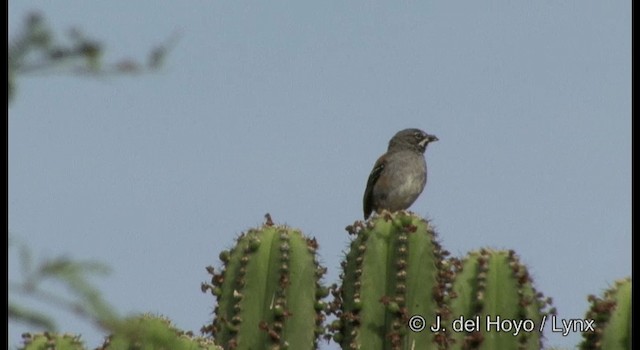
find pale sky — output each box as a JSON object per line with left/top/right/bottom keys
{"left": 9, "top": 1, "right": 631, "bottom": 349}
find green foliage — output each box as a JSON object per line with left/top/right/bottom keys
{"left": 329, "top": 211, "right": 450, "bottom": 350}
{"left": 9, "top": 237, "right": 118, "bottom": 332}
{"left": 580, "top": 277, "right": 631, "bottom": 350}
{"left": 9, "top": 304, "right": 56, "bottom": 332}
{"left": 8, "top": 8, "right": 178, "bottom": 345}
{"left": 448, "top": 248, "right": 553, "bottom": 350}
{"left": 8, "top": 11, "right": 177, "bottom": 102}
{"left": 201, "top": 216, "right": 327, "bottom": 349}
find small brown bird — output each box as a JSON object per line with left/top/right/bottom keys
{"left": 363, "top": 128, "right": 438, "bottom": 219}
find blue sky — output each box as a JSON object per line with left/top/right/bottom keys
{"left": 8, "top": 1, "right": 630, "bottom": 349}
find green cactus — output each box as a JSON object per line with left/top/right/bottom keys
{"left": 100, "top": 314, "right": 222, "bottom": 350}
{"left": 20, "top": 332, "right": 85, "bottom": 350}
{"left": 448, "top": 248, "right": 553, "bottom": 350}
{"left": 202, "top": 216, "right": 327, "bottom": 349}
{"left": 20, "top": 315, "right": 222, "bottom": 350}
{"left": 17, "top": 212, "right": 628, "bottom": 350}
{"left": 329, "top": 210, "right": 451, "bottom": 350}
{"left": 580, "top": 277, "right": 631, "bottom": 350}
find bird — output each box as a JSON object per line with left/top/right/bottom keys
{"left": 363, "top": 128, "right": 438, "bottom": 219}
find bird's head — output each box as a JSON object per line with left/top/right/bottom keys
{"left": 388, "top": 128, "right": 438, "bottom": 153}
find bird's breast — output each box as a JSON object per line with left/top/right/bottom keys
{"left": 391, "top": 153, "right": 427, "bottom": 188}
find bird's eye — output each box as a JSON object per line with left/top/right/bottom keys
{"left": 414, "top": 132, "right": 423, "bottom": 140}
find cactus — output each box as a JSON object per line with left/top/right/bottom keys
{"left": 17, "top": 212, "right": 628, "bottom": 350}
{"left": 20, "top": 332, "right": 85, "bottom": 350}
{"left": 329, "top": 210, "right": 451, "bottom": 350}
{"left": 100, "top": 314, "right": 222, "bottom": 350}
{"left": 20, "top": 314, "right": 222, "bottom": 350}
{"left": 580, "top": 277, "right": 631, "bottom": 350}
{"left": 447, "top": 248, "right": 553, "bottom": 350}
{"left": 202, "top": 215, "right": 327, "bottom": 349}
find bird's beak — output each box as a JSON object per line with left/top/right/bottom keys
{"left": 419, "top": 134, "right": 438, "bottom": 147}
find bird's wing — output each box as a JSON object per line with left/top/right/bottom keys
{"left": 363, "top": 155, "right": 386, "bottom": 219}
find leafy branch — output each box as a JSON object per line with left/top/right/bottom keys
{"left": 8, "top": 11, "right": 178, "bottom": 102}
{"left": 9, "top": 237, "right": 119, "bottom": 332}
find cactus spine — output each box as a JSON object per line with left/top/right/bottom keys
{"left": 448, "top": 248, "right": 552, "bottom": 350}
{"left": 580, "top": 277, "right": 631, "bottom": 350}
{"left": 203, "top": 217, "right": 326, "bottom": 349}
{"left": 331, "top": 211, "right": 450, "bottom": 350}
